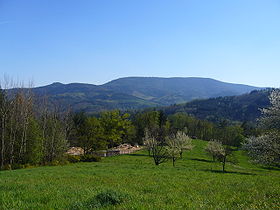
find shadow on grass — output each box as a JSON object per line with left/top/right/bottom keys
{"left": 261, "top": 166, "right": 280, "bottom": 171}
{"left": 191, "top": 158, "right": 213, "bottom": 163}
{"left": 126, "top": 154, "right": 150, "bottom": 157}
{"left": 201, "top": 169, "right": 256, "bottom": 176}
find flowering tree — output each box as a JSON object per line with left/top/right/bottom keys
{"left": 205, "top": 140, "right": 224, "bottom": 162}
{"left": 205, "top": 140, "right": 233, "bottom": 172}
{"left": 244, "top": 89, "right": 280, "bottom": 167}
{"left": 166, "top": 136, "right": 181, "bottom": 167}
{"left": 259, "top": 90, "right": 280, "bottom": 130}
{"left": 143, "top": 128, "right": 169, "bottom": 165}
{"left": 165, "top": 131, "right": 193, "bottom": 166}
{"left": 175, "top": 131, "right": 193, "bottom": 159}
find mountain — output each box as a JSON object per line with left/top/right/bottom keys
{"left": 32, "top": 82, "right": 159, "bottom": 113}
{"left": 162, "top": 89, "right": 272, "bottom": 123}
{"left": 102, "top": 77, "right": 261, "bottom": 105}
{"left": 27, "top": 77, "right": 262, "bottom": 114}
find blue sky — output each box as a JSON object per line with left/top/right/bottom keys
{"left": 0, "top": 0, "right": 280, "bottom": 87}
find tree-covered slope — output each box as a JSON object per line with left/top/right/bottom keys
{"left": 102, "top": 77, "right": 261, "bottom": 105}
{"left": 32, "top": 82, "right": 159, "bottom": 113}
{"left": 163, "top": 89, "right": 271, "bottom": 123}
{"left": 16, "top": 77, "right": 262, "bottom": 114}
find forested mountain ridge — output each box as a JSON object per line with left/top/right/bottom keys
{"left": 102, "top": 77, "right": 261, "bottom": 105}
{"left": 24, "top": 77, "right": 261, "bottom": 113}
{"left": 30, "top": 82, "right": 159, "bottom": 113}
{"left": 162, "top": 89, "right": 272, "bottom": 123}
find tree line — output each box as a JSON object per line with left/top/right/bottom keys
{"left": 0, "top": 83, "right": 70, "bottom": 170}
{"left": 0, "top": 81, "right": 278, "bottom": 170}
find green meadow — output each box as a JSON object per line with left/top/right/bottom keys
{"left": 0, "top": 140, "right": 279, "bottom": 209}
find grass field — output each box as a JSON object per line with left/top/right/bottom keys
{"left": 0, "top": 140, "right": 279, "bottom": 209}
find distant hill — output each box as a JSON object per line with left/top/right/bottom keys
{"left": 22, "top": 77, "right": 262, "bottom": 114}
{"left": 162, "top": 89, "right": 272, "bottom": 123}
{"left": 31, "top": 82, "right": 159, "bottom": 113}
{"left": 102, "top": 77, "right": 261, "bottom": 105}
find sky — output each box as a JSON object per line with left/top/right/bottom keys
{"left": 0, "top": 0, "right": 280, "bottom": 87}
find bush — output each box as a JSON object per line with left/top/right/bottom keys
{"left": 93, "top": 189, "right": 127, "bottom": 206}
{"left": 2, "top": 164, "right": 12, "bottom": 170}
{"left": 11, "top": 164, "right": 25, "bottom": 170}
{"left": 67, "top": 155, "right": 81, "bottom": 163}
{"left": 80, "top": 154, "right": 102, "bottom": 162}
{"left": 49, "top": 160, "right": 61, "bottom": 166}
{"left": 71, "top": 189, "right": 129, "bottom": 209}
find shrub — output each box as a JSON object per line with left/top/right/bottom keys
{"left": 2, "top": 164, "right": 12, "bottom": 170}
{"left": 11, "top": 164, "right": 25, "bottom": 170}
{"left": 88, "top": 190, "right": 127, "bottom": 208}
{"left": 81, "top": 154, "right": 102, "bottom": 162}
{"left": 67, "top": 155, "right": 81, "bottom": 163}
{"left": 94, "top": 190, "right": 127, "bottom": 206}
{"left": 71, "top": 189, "right": 128, "bottom": 209}
{"left": 49, "top": 160, "right": 61, "bottom": 166}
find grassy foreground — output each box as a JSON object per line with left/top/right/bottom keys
{"left": 0, "top": 140, "right": 279, "bottom": 209}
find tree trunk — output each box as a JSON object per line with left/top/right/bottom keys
{"left": 19, "top": 122, "right": 26, "bottom": 162}
{"left": 222, "top": 156, "right": 226, "bottom": 172}
{"left": 51, "top": 119, "right": 57, "bottom": 162}
{"left": 1, "top": 116, "right": 5, "bottom": 169}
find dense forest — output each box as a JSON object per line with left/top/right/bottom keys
{"left": 163, "top": 89, "right": 271, "bottom": 123}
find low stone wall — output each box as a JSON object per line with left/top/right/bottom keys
{"left": 67, "top": 144, "right": 142, "bottom": 157}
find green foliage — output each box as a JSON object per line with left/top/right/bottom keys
{"left": 23, "top": 118, "right": 43, "bottom": 164}
{"left": 0, "top": 86, "right": 69, "bottom": 169}
{"left": 91, "top": 190, "right": 128, "bottom": 207}
{"left": 76, "top": 116, "right": 106, "bottom": 153}
{"left": 133, "top": 110, "right": 170, "bottom": 145}
{"left": 164, "top": 89, "right": 271, "bottom": 123}
{"left": 11, "top": 163, "right": 26, "bottom": 170}
{"left": 72, "top": 110, "right": 136, "bottom": 152}
{"left": 1, "top": 164, "right": 11, "bottom": 170}
{"left": 100, "top": 110, "right": 135, "bottom": 148}
{"left": 133, "top": 110, "right": 161, "bottom": 144}
{"left": 42, "top": 115, "right": 68, "bottom": 163}
{"left": 66, "top": 155, "right": 81, "bottom": 163}
{"left": 72, "top": 189, "right": 128, "bottom": 209}
{"left": 167, "top": 112, "right": 245, "bottom": 147}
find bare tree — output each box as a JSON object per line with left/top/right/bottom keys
{"left": 0, "top": 77, "right": 11, "bottom": 168}
{"left": 0, "top": 88, "right": 8, "bottom": 168}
